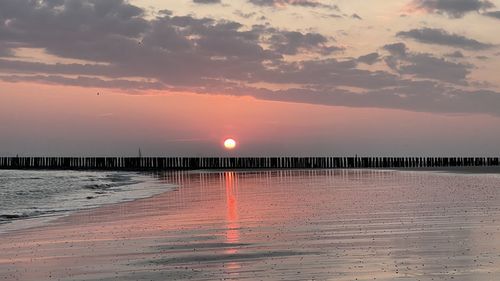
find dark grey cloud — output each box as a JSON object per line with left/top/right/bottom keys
{"left": 484, "top": 10, "right": 500, "bottom": 18}
{"left": 397, "top": 28, "right": 493, "bottom": 50}
{"left": 357, "top": 53, "right": 379, "bottom": 65}
{"left": 1, "top": 0, "right": 500, "bottom": 116}
{"left": 410, "top": 0, "right": 495, "bottom": 18}
{"left": 223, "top": 81, "right": 500, "bottom": 117}
{"left": 383, "top": 43, "right": 408, "bottom": 57}
{"left": 193, "top": 0, "right": 221, "bottom": 3}
{"left": 399, "top": 53, "right": 471, "bottom": 84}
{"left": 0, "top": 0, "right": 149, "bottom": 62}
{"left": 249, "top": 58, "right": 401, "bottom": 89}
{"left": 444, "top": 50, "right": 465, "bottom": 58}
{"left": 0, "top": 74, "right": 164, "bottom": 90}
{"left": 0, "top": 0, "right": 341, "bottom": 86}
{"left": 383, "top": 42, "right": 471, "bottom": 84}
{"left": 267, "top": 31, "right": 342, "bottom": 55}
{"left": 0, "top": 44, "right": 13, "bottom": 57}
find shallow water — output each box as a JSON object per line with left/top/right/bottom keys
{"left": 0, "top": 170, "right": 174, "bottom": 229}
{"left": 1, "top": 169, "right": 500, "bottom": 281}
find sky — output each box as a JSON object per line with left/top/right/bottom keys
{"left": 0, "top": 0, "right": 500, "bottom": 156}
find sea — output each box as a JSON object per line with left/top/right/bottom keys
{"left": 0, "top": 169, "right": 174, "bottom": 232}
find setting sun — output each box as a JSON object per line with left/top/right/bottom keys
{"left": 224, "top": 138, "right": 237, "bottom": 150}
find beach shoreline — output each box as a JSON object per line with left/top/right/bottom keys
{"left": 1, "top": 166, "right": 498, "bottom": 234}
{"left": 0, "top": 170, "right": 176, "bottom": 235}
{"left": 1, "top": 168, "right": 500, "bottom": 281}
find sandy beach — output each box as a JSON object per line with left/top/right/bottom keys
{"left": 1, "top": 169, "right": 500, "bottom": 281}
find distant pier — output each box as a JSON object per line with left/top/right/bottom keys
{"left": 0, "top": 157, "right": 499, "bottom": 170}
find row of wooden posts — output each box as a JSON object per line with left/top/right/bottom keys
{"left": 0, "top": 157, "right": 499, "bottom": 170}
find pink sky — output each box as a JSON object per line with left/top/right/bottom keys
{"left": 1, "top": 81, "right": 499, "bottom": 156}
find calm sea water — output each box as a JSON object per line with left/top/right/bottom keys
{"left": 0, "top": 170, "right": 173, "bottom": 228}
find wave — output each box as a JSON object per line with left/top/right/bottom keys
{"left": 0, "top": 170, "right": 175, "bottom": 232}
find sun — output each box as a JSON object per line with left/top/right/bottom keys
{"left": 224, "top": 138, "right": 237, "bottom": 150}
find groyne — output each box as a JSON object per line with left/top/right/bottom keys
{"left": 0, "top": 157, "right": 499, "bottom": 170}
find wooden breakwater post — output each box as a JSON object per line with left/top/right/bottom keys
{"left": 0, "top": 157, "right": 499, "bottom": 170}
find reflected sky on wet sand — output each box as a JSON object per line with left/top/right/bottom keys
{"left": 1, "top": 170, "right": 500, "bottom": 281}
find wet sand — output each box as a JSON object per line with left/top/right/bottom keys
{"left": 1, "top": 169, "right": 500, "bottom": 281}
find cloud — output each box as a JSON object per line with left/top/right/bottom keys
{"left": 1, "top": 0, "right": 500, "bottom": 117}
{"left": 0, "top": 74, "right": 164, "bottom": 90}
{"left": 248, "top": 0, "right": 339, "bottom": 10}
{"left": 383, "top": 42, "right": 472, "bottom": 84}
{"left": 0, "top": 44, "right": 13, "bottom": 57}
{"left": 228, "top": 82, "right": 500, "bottom": 117}
{"left": 249, "top": 58, "right": 401, "bottom": 89}
{"left": 409, "top": 0, "right": 495, "bottom": 18}
{"left": 0, "top": 0, "right": 341, "bottom": 86}
{"left": 351, "top": 13, "right": 363, "bottom": 20}
{"left": 193, "top": 0, "right": 221, "bottom": 3}
{"left": 357, "top": 53, "right": 380, "bottom": 65}
{"left": 383, "top": 43, "right": 408, "bottom": 57}
{"left": 267, "top": 31, "right": 342, "bottom": 55}
{"left": 398, "top": 53, "right": 471, "bottom": 84}
{"left": 234, "top": 10, "right": 257, "bottom": 18}
{"left": 484, "top": 10, "right": 500, "bottom": 18}
{"left": 0, "top": 0, "right": 149, "bottom": 62}
{"left": 444, "top": 50, "right": 465, "bottom": 58}
{"left": 397, "top": 28, "right": 493, "bottom": 50}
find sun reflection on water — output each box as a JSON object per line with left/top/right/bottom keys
{"left": 224, "top": 172, "right": 241, "bottom": 272}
